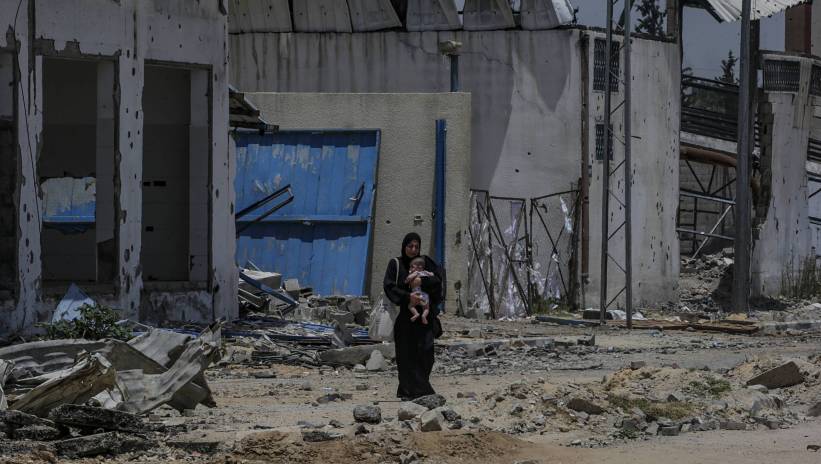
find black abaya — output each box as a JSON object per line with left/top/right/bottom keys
{"left": 383, "top": 245, "right": 443, "bottom": 400}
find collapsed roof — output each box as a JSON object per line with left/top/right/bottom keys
{"left": 686, "top": 0, "right": 810, "bottom": 22}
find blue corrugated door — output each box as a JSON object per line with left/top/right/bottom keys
{"left": 234, "top": 130, "right": 380, "bottom": 296}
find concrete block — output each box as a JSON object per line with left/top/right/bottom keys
{"left": 463, "top": 0, "right": 515, "bottom": 31}
{"left": 566, "top": 398, "right": 605, "bottom": 415}
{"left": 292, "top": 0, "right": 352, "bottom": 32}
{"left": 228, "top": 0, "right": 292, "bottom": 33}
{"left": 347, "top": 0, "right": 402, "bottom": 31}
{"left": 419, "top": 409, "right": 444, "bottom": 431}
{"left": 520, "top": 0, "right": 575, "bottom": 30}
{"left": 405, "top": 0, "right": 460, "bottom": 31}
{"left": 745, "top": 361, "right": 805, "bottom": 389}
{"left": 318, "top": 344, "right": 395, "bottom": 366}
{"left": 55, "top": 432, "right": 153, "bottom": 459}
{"left": 49, "top": 405, "right": 143, "bottom": 433}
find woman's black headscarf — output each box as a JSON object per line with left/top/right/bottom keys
{"left": 400, "top": 232, "right": 422, "bottom": 267}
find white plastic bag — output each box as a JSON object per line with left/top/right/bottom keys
{"left": 369, "top": 293, "right": 399, "bottom": 341}
{"left": 368, "top": 258, "right": 400, "bottom": 341}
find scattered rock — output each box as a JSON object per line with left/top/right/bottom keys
{"left": 566, "top": 398, "right": 605, "bottom": 415}
{"left": 398, "top": 402, "right": 428, "bottom": 421}
{"left": 435, "top": 407, "right": 460, "bottom": 422}
{"left": 646, "top": 422, "right": 659, "bottom": 435}
{"left": 413, "top": 394, "right": 446, "bottom": 410}
{"left": 745, "top": 361, "right": 804, "bottom": 390}
{"left": 302, "top": 430, "right": 344, "bottom": 442}
{"left": 355, "top": 383, "right": 369, "bottom": 391}
{"left": 509, "top": 404, "right": 524, "bottom": 416}
{"left": 420, "top": 409, "right": 445, "bottom": 432}
{"left": 316, "top": 393, "right": 352, "bottom": 404}
{"left": 747, "top": 384, "right": 768, "bottom": 393}
{"left": 667, "top": 392, "right": 686, "bottom": 403}
{"left": 0, "top": 410, "right": 56, "bottom": 429}
{"left": 353, "top": 405, "right": 382, "bottom": 424}
{"left": 318, "top": 344, "right": 395, "bottom": 367}
{"left": 577, "top": 335, "right": 596, "bottom": 347}
{"left": 366, "top": 350, "right": 386, "bottom": 372}
{"left": 353, "top": 424, "right": 369, "bottom": 435}
{"left": 630, "top": 361, "right": 647, "bottom": 370}
{"left": 300, "top": 381, "right": 313, "bottom": 391}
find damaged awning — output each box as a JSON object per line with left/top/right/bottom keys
{"left": 229, "top": 85, "right": 277, "bottom": 132}
{"left": 687, "top": 0, "right": 809, "bottom": 22}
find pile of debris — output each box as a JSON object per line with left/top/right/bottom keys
{"left": 0, "top": 324, "right": 222, "bottom": 459}
{"left": 238, "top": 267, "right": 371, "bottom": 327}
{"left": 444, "top": 355, "right": 821, "bottom": 447}
{"left": 678, "top": 249, "right": 735, "bottom": 312}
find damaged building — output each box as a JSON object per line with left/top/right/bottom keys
{"left": 228, "top": 0, "right": 682, "bottom": 316}
{"left": 0, "top": 0, "right": 237, "bottom": 337}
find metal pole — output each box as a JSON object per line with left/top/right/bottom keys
{"left": 733, "top": 0, "right": 752, "bottom": 314}
{"left": 624, "top": 0, "right": 633, "bottom": 330}
{"left": 450, "top": 54, "right": 460, "bottom": 92}
{"left": 600, "top": 0, "right": 614, "bottom": 325}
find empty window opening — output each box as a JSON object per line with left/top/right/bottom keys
{"left": 0, "top": 52, "right": 17, "bottom": 298}
{"left": 40, "top": 58, "right": 117, "bottom": 288}
{"left": 141, "top": 65, "right": 209, "bottom": 283}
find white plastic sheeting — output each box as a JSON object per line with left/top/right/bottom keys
{"left": 701, "top": 0, "right": 809, "bottom": 22}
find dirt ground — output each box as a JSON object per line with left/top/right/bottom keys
{"left": 4, "top": 317, "right": 821, "bottom": 464}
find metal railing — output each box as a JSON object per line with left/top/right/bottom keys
{"left": 681, "top": 76, "right": 739, "bottom": 142}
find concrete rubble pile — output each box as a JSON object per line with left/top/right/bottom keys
{"left": 0, "top": 324, "right": 222, "bottom": 459}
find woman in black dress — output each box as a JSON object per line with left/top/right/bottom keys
{"left": 383, "top": 232, "right": 443, "bottom": 400}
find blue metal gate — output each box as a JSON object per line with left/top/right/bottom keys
{"left": 234, "top": 130, "right": 380, "bottom": 296}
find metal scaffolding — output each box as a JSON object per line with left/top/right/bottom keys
{"left": 599, "top": 0, "right": 634, "bottom": 328}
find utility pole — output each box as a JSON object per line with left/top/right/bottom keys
{"left": 733, "top": 0, "right": 752, "bottom": 314}
{"left": 599, "top": 0, "right": 633, "bottom": 327}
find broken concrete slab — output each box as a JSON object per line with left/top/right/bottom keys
{"left": 566, "top": 398, "right": 605, "bottom": 415}
{"left": 318, "top": 344, "right": 395, "bottom": 367}
{"left": 745, "top": 361, "right": 805, "bottom": 389}
{"left": 420, "top": 409, "right": 445, "bottom": 432}
{"left": 0, "top": 410, "right": 57, "bottom": 429}
{"left": 49, "top": 404, "right": 142, "bottom": 433}
{"left": 11, "top": 353, "right": 116, "bottom": 417}
{"left": 14, "top": 424, "right": 62, "bottom": 441}
{"left": 54, "top": 431, "right": 154, "bottom": 458}
{"left": 398, "top": 402, "right": 428, "bottom": 420}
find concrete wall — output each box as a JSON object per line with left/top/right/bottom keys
{"left": 584, "top": 32, "right": 681, "bottom": 309}
{"left": 246, "top": 93, "right": 472, "bottom": 311}
{"left": 751, "top": 54, "right": 819, "bottom": 296}
{"left": 229, "top": 28, "right": 682, "bottom": 308}
{"left": 0, "top": 0, "right": 236, "bottom": 336}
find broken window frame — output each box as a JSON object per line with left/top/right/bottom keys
{"left": 0, "top": 49, "right": 19, "bottom": 299}
{"left": 38, "top": 55, "right": 120, "bottom": 293}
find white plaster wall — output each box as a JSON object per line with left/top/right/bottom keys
{"left": 246, "top": 93, "right": 472, "bottom": 311}
{"left": 0, "top": 0, "right": 235, "bottom": 335}
{"left": 751, "top": 91, "right": 814, "bottom": 296}
{"left": 585, "top": 33, "right": 681, "bottom": 309}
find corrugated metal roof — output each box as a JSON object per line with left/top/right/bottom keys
{"left": 698, "top": 0, "right": 809, "bottom": 22}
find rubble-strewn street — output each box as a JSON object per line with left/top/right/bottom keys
{"left": 3, "top": 312, "right": 821, "bottom": 464}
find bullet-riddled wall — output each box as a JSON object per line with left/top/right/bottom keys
{"left": 0, "top": 0, "right": 236, "bottom": 336}
{"left": 230, "top": 28, "right": 681, "bottom": 309}
{"left": 246, "top": 93, "right": 472, "bottom": 311}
